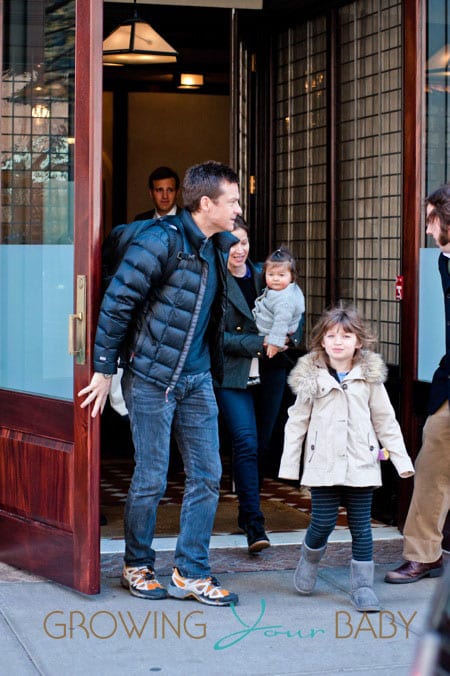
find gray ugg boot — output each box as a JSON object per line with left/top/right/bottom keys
{"left": 293, "top": 543, "right": 327, "bottom": 593}
{"left": 350, "top": 560, "right": 381, "bottom": 612}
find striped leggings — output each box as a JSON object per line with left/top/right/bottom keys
{"left": 305, "top": 486, "right": 374, "bottom": 561}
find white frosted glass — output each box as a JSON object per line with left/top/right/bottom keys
{"left": 418, "top": 248, "right": 446, "bottom": 382}
{"left": 0, "top": 244, "right": 73, "bottom": 399}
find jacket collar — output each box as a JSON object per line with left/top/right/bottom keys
{"left": 288, "top": 350, "right": 388, "bottom": 400}
{"left": 178, "top": 208, "right": 239, "bottom": 253}
{"left": 226, "top": 260, "right": 263, "bottom": 320}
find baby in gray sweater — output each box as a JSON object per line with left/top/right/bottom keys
{"left": 253, "top": 248, "right": 305, "bottom": 358}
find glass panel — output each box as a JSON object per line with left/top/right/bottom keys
{"left": 274, "top": 16, "right": 328, "bottom": 336}
{"left": 426, "top": 0, "right": 450, "bottom": 200}
{"left": 273, "top": 0, "right": 402, "bottom": 365}
{"left": 0, "top": 0, "right": 75, "bottom": 399}
{"left": 420, "top": 0, "right": 449, "bottom": 380}
{"left": 337, "top": 0, "right": 402, "bottom": 366}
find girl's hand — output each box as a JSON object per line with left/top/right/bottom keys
{"left": 78, "top": 372, "right": 113, "bottom": 418}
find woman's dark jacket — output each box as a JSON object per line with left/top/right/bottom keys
{"left": 216, "top": 259, "right": 303, "bottom": 389}
{"left": 93, "top": 209, "right": 238, "bottom": 391}
{"left": 428, "top": 252, "right": 450, "bottom": 414}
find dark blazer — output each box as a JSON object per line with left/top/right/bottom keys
{"left": 218, "top": 260, "right": 266, "bottom": 389}
{"left": 133, "top": 206, "right": 182, "bottom": 221}
{"left": 428, "top": 252, "right": 450, "bottom": 414}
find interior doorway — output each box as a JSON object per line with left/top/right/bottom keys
{"left": 102, "top": 2, "right": 232, "bottom": 236}
{"left": 100, "top": 1, "right": 234, "bottom": 540}
{"left": 98, "top": 2, "right": 306, "bottom": 543}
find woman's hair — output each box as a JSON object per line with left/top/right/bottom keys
{"left": 232, "top": 214, "right": 250, "bottom": 233}
{"left": 309, "top": 303, "right": 377, "bottom": 364}
{"left": 263, "top": 247, "right": 297, "bottom": 282}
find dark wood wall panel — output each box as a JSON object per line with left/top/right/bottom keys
{"left": 0, "top": 390, "right": 73, "bottom": 442}
{"left": 0, "top": 430, "right": 73, "bottom": 530}
{"left": 0, "top": 512, "right": 74, "bottom": 587}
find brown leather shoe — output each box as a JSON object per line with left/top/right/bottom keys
{"left": 384, "top": 557, "right": 443, "bottom": 584}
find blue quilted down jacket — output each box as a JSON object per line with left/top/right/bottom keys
{"left": 93, "top": 209, "right": 237, "bottom": 391}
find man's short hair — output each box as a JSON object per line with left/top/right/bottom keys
{"left": 182, "top": 161, "right": 239, "bottom": 213}
{"left": 148, "top": 166, "right": 180, "bottom": 191}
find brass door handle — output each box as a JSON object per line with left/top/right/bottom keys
{"left": 68, "top": 275, "right": 86, "bottom": 364}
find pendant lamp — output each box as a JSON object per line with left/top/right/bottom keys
{"left": 103, "top": 0, "right": 178, "bottom": 66}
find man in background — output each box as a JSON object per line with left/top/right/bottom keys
{"left": 385, "top": 184, "right": 450, "bottom": 584}
{"left": 134, "top": 165, "right": 181, "bottom": 220}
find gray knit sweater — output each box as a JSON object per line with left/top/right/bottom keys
{"left": 252, "top": 283, "right": 305, "bottom": 347}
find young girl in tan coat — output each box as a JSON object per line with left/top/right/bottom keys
{"left": 279, "top": 305, "right": 414, "bottom": 612}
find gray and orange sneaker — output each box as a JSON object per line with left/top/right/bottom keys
{"left": 121, "top": 565, "right": 168, "bottom": 600}
{"left": 167, "top": 567, "right": 239, "bottom": 606}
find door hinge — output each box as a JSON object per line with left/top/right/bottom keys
{"left": 249, "top": 175, "right": 256, "bottom": 195}
{"left": 251, "top": 53, "right": 256, "bottom": 72}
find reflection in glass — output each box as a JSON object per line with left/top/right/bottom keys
{"left": 0, "top": 0, "right": 75, "bottom": 398}
{"left": 426, "top": 0, "right": 450, "bottom": 206}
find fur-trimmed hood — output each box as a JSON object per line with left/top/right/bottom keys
{"left": 287, "top": 350, "right": 388, "bottom": 403}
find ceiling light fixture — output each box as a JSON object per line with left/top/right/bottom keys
{"left": 177, "top": 73, "right": 204, "bottom": 89}
{"left": 103, "top": 0, "right": 178, "bottom": 66}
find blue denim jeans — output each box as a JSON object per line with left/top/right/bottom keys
{"left": 215, "top": 366, "right": 287, "bottom": 528}
{"left": 121, "top": 369, "right": 221, "bottom": 577}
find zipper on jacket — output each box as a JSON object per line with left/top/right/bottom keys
{"left": 166, "top": 260, "right": 208, "bottom": 392}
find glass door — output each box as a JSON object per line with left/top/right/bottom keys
{"left": 0, "top": 0, "right": 103, "bottom": 594}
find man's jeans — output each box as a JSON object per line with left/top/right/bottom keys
{"left": 121, "top": 369, "right": 221, "bottom": 577}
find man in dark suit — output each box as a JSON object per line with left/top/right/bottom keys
{"left": 385, "top": 184, "right": 450, "bottom": 584}
{"left": 134, "top": 166, "right": 181, "bottom": 220}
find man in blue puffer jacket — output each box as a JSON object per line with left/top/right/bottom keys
{"left": 79, "top": 161, "right": 241, "bottom": 606}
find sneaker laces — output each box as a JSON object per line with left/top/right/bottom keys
{"left": 128, "top": 566, "right": 158, "bottom": 582}
{"left": 195, "top": 576, "right": 229, "bottom": 599}
{"left": 206, "top": 575, "right": 220, "bottom": 587}
{"left": 176, "top": 570, "right": 227, "bottom": 597}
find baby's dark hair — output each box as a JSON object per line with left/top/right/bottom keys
{"left": 309, "top": 302, "right": 377, "bottom": 365}
{"left": 263, "top": 247, "right": 297, "bottom": 282}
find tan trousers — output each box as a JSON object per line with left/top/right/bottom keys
{"left": 403, "top": 402, "right": 450, "bottom": 562}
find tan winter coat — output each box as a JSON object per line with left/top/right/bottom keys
{"left": 279, "top": 350, "right": 415, "bottom": 487}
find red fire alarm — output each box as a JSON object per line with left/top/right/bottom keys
{"left": 395, "top": 275, "right": 404, "bottom": 300}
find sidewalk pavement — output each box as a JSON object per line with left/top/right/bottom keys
{"left": 0, "top": 534, "right": 445, "bottom": 676}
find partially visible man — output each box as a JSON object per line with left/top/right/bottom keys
{"left": 79, "top": 161, "right": 241, "bottom": 606}
{"left": 134, "top": 165, "right": 181, "bottom": 220}
{"left": 385, "top": 184, "right": 450, "bottom": 584}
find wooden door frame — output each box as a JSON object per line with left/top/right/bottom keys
{"left": 397, "top": 0, "right": 425, "bottom": 525}
{"left": 72, "top": 0, "right": 103, "bottom": 593}
{"left": 231, "top": 9, "right": 274, "bottom": 260}
{"left": 399, "top": 0, "right": 450, "bottom": 544}
{"left": 0, "top": 0, "right": 103, "bottom": 594}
